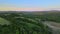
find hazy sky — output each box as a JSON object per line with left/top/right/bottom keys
{"left": 0, "top": 0, "right": 60, "bottom": 11}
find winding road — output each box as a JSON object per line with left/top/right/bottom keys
{"left": 43, "top": 21, "right": 60, "bottom": 34}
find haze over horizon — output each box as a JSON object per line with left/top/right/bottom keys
{"left": 0, "top": 0, "right": 60, "bottom": 11}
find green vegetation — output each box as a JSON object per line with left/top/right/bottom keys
{"left": 0, "top": 18, "right": 10, "bottom": 25}
{"left": 0, "top": 11, "right": 60, "bottom": 34}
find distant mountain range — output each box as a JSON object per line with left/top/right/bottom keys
{"left": 0, "top": 10, "right": 60, "bottom": 13}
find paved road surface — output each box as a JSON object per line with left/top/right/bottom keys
{"left": 43, "top": 21, "right": 60, "bottom": 34}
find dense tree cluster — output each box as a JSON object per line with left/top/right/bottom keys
{"left": 0, "top": 13, "right": 52, "bottom": 34}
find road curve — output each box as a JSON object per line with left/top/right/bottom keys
{"left": 43, "top": 21, "right": 60, "bottom": 34}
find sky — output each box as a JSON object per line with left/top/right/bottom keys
{"left": 0, "top": 0, "right": 60, "bottom": 11}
